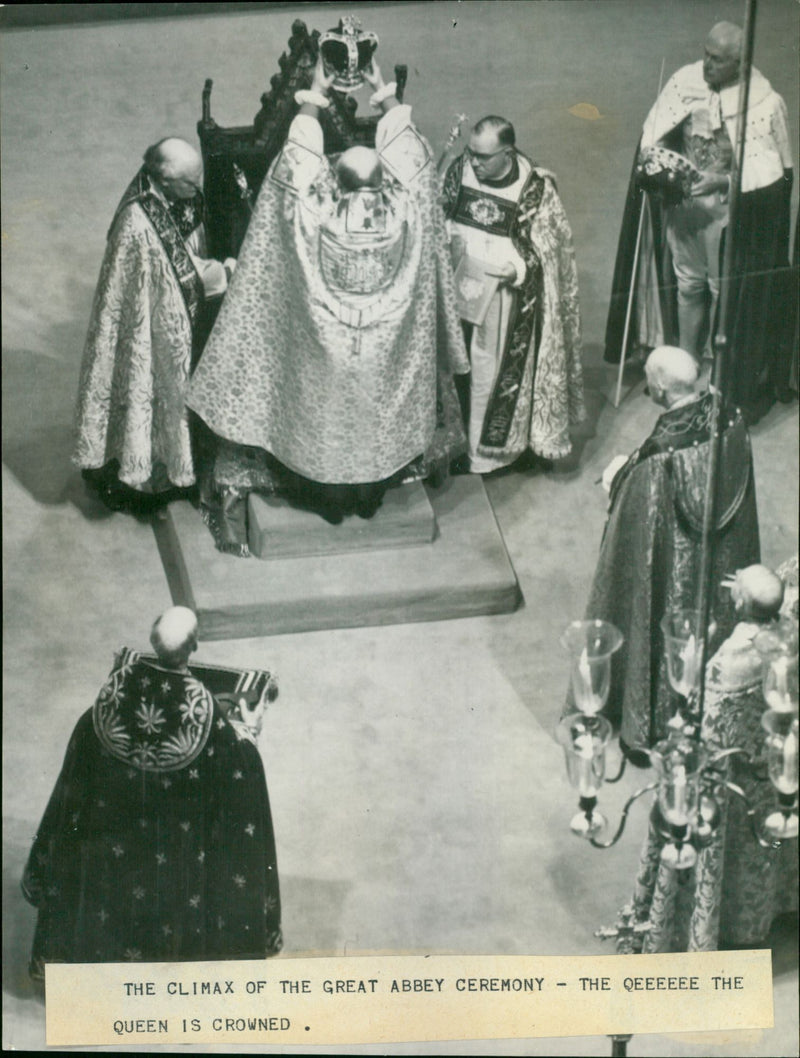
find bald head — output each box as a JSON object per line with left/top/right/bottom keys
{"left": 150, "top": 606, "right": 198, "bottom": 668}
{"left": 143, "top": 137, "right": 203, "bottom": 200}
{"left": 704, "top": 22, "right": 742, "bottom": 90}
{"left": 731, "top": 565, "right": 785, "bottom": 622}
{"left": 644, "top": 345, "right": 699, "bottom": 408}
{"left": 335, "top": 147, "right": 383, "bottom": 192}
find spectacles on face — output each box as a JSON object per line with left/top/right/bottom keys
{"left": 466, "top": 146, "right": 510, "bottom": 164}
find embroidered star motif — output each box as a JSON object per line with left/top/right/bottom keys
{"left": 36, "top": 852, "right": 48, "bottom": 866}
{"left": 232, "top": 875, "right": 246, "bottom": 889}
{"left": 132, "top": 886, "right": 145, "bottom": 900}
{"left": 112, "top": 844, "right": 124, "bottom": 857}
{"left": 156, "top": 853, "right": 167, "bottom": 865}
{"left": 140, "top": 676, "right": 151, "bottom": 689}
{"left": 207, "top": 747, "right": 214, "bottom": 757}
{"left": 179, "top": 821, "right": 190, "bottom": 832}
{"left": 135, "top": 701, "right": 166, "bottom": 735}
{"left": 161, "top": 778, "right": 172, "bottom": 790}
{"left": 124, "top": 948, "right": 142, "bottom": 961}
{"left": 98, "top": 909, "right": 109, "bottom": 923}
{"left": 217, "top": 915, "right": 226, "bottom": 930}
{"left": 233, "top": 770, "right": 243, "bottom": 780}
{"left": 189, "top": 768, "right": 199, "bottom": 780}
{"left": 197, "top": 850, "right": 205, "bottom": 863}
{"left": 162, "top": 924, "right": 173, "bottom": 936}
{"left": 127, "top": 769, "right": 137, "bottom": 780}
{"left": 47, "top": 885, "right": 59, "bottom": 897}
{"left": 244, "top": 823, "right": 255, "bottom": 837}
{"left": 216, "top": 718, "right": 226, "bottom": 730}
{"left": 189, "top": 895, "right": 201, "bottom": 908}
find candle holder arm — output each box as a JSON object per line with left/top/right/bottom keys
{"left": 589, "top": 781, "right": 659, "bottom": 849}
{"left": 720, "top": 779, "right": 786, "bottom": 849}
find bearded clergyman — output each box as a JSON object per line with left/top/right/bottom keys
{"left": 188, "top": 57, "right": 469, "bottom": 552}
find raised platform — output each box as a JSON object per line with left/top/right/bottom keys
{"left": 248, "top": 479, "right": 436, "bottom": 559}
{"left": 152, "top": 475, "right": 522, "bottom": 639}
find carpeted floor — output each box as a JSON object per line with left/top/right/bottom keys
{"left": 2, "top": 3, "right": 798, "bottom": 1055}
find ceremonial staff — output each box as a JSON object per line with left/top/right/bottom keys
{"left": 611, "top": 60, "right": 666, "bottom": 408}
{"left": 693, "top": 0, "right": 758, "bottom": 728}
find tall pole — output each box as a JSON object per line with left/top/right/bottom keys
{"left": 613, "top": 59, "right": 666, "bottom": 408}
{"left": 694, "top": 0, "right": 757, "bottom": 727}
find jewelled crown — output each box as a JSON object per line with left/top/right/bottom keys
{"left": 319, "top": 16, "right": 379, "bottom": 93}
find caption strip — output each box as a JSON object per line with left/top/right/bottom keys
{"left": 46, "top": 950, "right": 773, "bottom": 1045}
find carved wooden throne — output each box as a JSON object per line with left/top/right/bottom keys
{"left": 197, "top": 18, "right": 408, "bottom": 260}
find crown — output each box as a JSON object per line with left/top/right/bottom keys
{"left": 319, "top": 16, "right": 379, "bottom": 93}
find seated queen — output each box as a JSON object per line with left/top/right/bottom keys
{"left": 188, "top": 48, "right": 469, "bottom": 554}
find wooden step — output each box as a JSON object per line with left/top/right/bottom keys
{"left": 152, "top": 475, "right": 522, "bottom": 640}
{"left": 248, "top": 479, "right": 436, "bottom": 559}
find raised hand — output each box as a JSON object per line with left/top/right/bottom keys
{"left": 311, "top": 54, "right": 336, "bottom": 95}
{"left": 363, "top": 59, "right": 383, "bottom": 90}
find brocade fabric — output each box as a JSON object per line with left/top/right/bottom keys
{"left": 627, "top": 631, "right": 798, "bottom": 952}
{"left": 188, "top": 118, "right": 468, "bottom": 486}
{"left": 578, "top": 395, "right": 760, "bottom": 751}
{"left": 72, "top": 177, "right": 203, "bottom": 490}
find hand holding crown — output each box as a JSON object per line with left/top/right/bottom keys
{"left": 363, "top": 59, "right": 384, "bottom": 91}
{"left": 311, "top": 54, "right": 336, "bottom": 97}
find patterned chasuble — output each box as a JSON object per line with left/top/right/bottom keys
{"left": 22, "top": 653, "right": 282, "bottom": 975}
{"left": 112, "top": 169, "right": 204, "bottom": 328}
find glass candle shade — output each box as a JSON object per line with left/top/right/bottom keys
{"left": 661, "top": 610, "right": 705, "bottom": 699}
{"left": 762, "top": 714, "right": 799, "bottom": 798}
{"left": 754, "top": 622, "right": 799, "bottom": 715}
{"left": 650, "top": 735, "right": 706, "bottom": 829}
{"left": 660, "top": 840, "right": 698, "bottom": 870}
{"left": 557, "top": 714, "right": 613, "bottom": 798}
{"left": 692, "top": 791, "right": 721, "bottom": 848}
{"left": 561, "top": 620, "right": 623, "bottom": 716}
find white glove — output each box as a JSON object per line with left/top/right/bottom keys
{"left": 601, "top": 454, "right": 628, "bottom": 493}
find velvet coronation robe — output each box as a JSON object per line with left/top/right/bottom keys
{"left": 580, "top": 392, "right": 760, "bottom": 753}
{"left": 73, "top": 170, "right": 225, "bottom": 493}
{"left": 604, "top": 64, "right": 793, "bottom": 422}
{"left": 442, "top": 152, "right": 585, "bottom": 465}
{"left": 188, "top": 106, "right": 469, "bottom": 500}
{"left": 22, "top": 651, "right": 282, "bottom": 977}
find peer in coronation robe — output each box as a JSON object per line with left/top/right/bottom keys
{"left": 604, "top": 22, "right": 793, "bottom": 425}
{"left": 188, "top": 66, "right": 469, "bottom": 554}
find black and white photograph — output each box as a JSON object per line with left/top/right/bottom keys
{"left": 2, "top": 2, "right": 798, "bottom": 1054}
